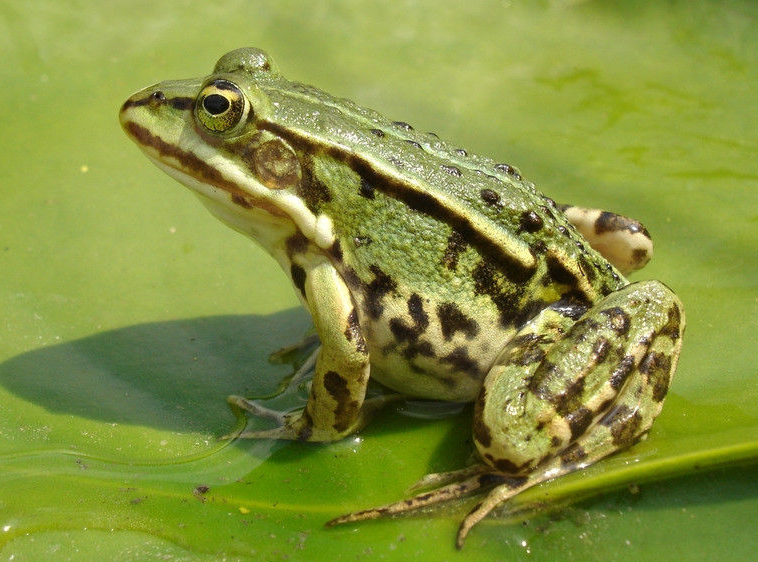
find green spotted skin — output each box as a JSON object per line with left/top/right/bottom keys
{"left": 120, "top": 48, "right": 684, "bottom": 547}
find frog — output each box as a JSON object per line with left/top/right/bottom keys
{"left": 120, "top": 47, "right": 684, "bottom": 548}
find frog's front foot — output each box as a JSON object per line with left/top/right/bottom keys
{"left": 226, "top": 393, "right": 403, "bottom": 442}
{"left": 224, "top": 395, "right": 318, "bottom": 441}
{"left": 227, "top": 395, "right": 287, "bottom": 424}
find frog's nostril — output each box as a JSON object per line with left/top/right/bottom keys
{"left": 151, "top": 90, "right": 166, "bottom": 103}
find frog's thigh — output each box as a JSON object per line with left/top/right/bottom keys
{"left": 560, "top": 205, "right": 653, "bottom": 275}
{"left": 474, "top": 280, "right": 684, "bottom": 474}
{"left": 296, "top": 261, "right": 371, "bottom": 442}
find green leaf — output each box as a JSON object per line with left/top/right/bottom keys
{"left": 1, "top": 0, "right": 756, "bottom": 560}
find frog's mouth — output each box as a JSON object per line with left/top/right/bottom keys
{"left": 122, "top": 120, "right": 287, "bottom": 219}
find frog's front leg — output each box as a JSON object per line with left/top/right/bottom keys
{"left": 237, "top": 260, "right": 373, "bottom": 442}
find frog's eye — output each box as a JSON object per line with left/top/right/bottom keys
{"left": 195, "top": 80, "right": 249, "bottom": 133}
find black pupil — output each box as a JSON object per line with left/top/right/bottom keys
{"left": 203, "top": 94, "right": 230, "bottom": 115}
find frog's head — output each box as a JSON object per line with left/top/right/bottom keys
{"left": 120, "top": 48, "right": 317, "bottom": 249}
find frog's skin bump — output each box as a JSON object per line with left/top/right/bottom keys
{"left": 120, "top": 48, "right": 684, "bottom": 548}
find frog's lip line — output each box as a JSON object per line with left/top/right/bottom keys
{"left": 122, "top": 120, "right": 288, "bottom": 218}
{"left": 122, "top": 119, "right": 330, "bottom": 246}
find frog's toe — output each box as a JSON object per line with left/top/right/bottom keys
{"left": 327, "top": 470, "right": 506, "bottom": 528}
{"left": 225, "top": 395, "right": 307, "bottom": 440}
{"left": 455, "top": 477, "right": 535, "bottom": 548}
{"left": 408, "top": 464, "right": 491, "bottom": 492}
{"left": 227, "top": 395, "right": 287, "bottom": 423}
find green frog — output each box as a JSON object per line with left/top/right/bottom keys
{"left": 120, "top": 48, "right": 684, "bottom": 547}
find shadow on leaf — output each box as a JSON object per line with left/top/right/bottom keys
{"left": 0, "top": 309, "right": 310, "bottom": 435}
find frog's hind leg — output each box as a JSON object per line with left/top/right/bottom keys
{"left": 330, "top": 283, "right": 683, "bottom": 548}
{"left": 327, "top": 301, "right": 596, "bottom": 533}
{"left": 465, "top": 280, "right": 684, "bottom": 546}
{"left": 559, "top": 204, "right": 653, "bottom": 275}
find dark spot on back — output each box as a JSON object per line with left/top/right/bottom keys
{"left": 359, "top": 178, "right": 375, "bottom": 199}
{"left": 259, "top": 120, "right": 536, "bottom": 282}
{"left": 392, "top": 121, "right": 414, "bottom": 131}
{"left": 480, "top": 188, "right": 502, "bottom": 208}
{"left": 472, "top": 261, "right": 525, "bottom": 327}
{"left": 369, "top": 128, "right": 385, "bottom": 138}
{"left": 553, "top": 377, "right": 586, "bottom": 416}
{"left": 494, "top": 162, "right": 522, "bottom": 180}
{"left": 518, "top": 210, "right": 544, "bottom": 233}
{"left": 441, "top": 164, "right": 462, "bottom": 177}
{"left": 547, "top": 255, "right": 580, "bottom": 287}
{"left": 527, "top": 361, "right": 562, "bottom": 401}
{"left": 441, "top": 230, "right": 467, "bottom": 271}
{"left": 298, "top": 161, "right": 332, "bottom": 211}
{"left": 363, "top": 265, "right": 397, "bottom": 318}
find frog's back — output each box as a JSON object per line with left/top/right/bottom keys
{"left": 248, "top": 67, "right": 626, "bottom": 399}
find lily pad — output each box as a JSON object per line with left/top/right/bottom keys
{"left": 0, "top": 0, "right": 756, "bottom": 560}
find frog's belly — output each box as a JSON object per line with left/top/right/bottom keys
{"left": 363, "top": 315, "right": 512, "bottom": 402}
{"left": 368, "top": 356, "right": 483, "bottom": 401}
